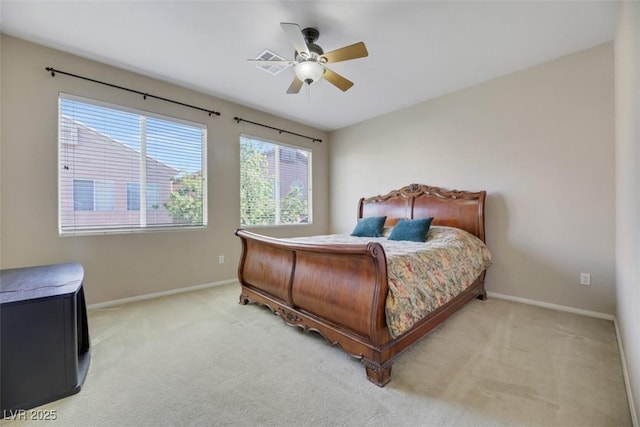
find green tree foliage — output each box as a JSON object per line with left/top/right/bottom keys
{"left": 240, "top": 142, "right": 275, "bottom": 225}
{"left": 280, "top": 186, "right": 306, "bottom": 224}
{"left": 240, "top": 142, "right": 307, "bottom": 225}
{"left": 163, "top": 173, "right": 203, "bottom": 224}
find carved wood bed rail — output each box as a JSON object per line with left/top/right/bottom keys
{"left": 235, "top": 184, "right": 488, "bottom": 386}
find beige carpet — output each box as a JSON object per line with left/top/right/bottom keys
{"left": 2, "top": 284, "right": 631, "bottom": 427}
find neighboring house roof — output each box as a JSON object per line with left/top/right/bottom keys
{"left": 60, "top": 114, "right": 179, "bottom": 177}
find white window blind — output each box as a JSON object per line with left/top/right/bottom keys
{"left": 240, "top": 135, "right": 312, "bottom": 226}
{"left": 59, "top": 94, "right": 207, "bottom": 235}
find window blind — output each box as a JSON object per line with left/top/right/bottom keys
{"left": 59, "top": 94, "right": 207, "bottom": 235}
{"left": 239, "top": 135, "right": 312, "bottom": 227}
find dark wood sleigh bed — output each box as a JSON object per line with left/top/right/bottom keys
{"left": 235, "top": 184, "right": 488, "bottom": 387}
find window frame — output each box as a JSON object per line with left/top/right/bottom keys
{"left": 239, "top": 133, "right": 313, "bottom": 228}
{"left": 58, "top": 93, "right": 208, "bottom": 236}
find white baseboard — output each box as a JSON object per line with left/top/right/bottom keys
{"left": 614, "top": 318, "right": 639, "bottom": 427}
{"left": 87, "top": 278, "right": 237, "bottom": 310}
{"left": 487, "top": 292, "right": 615, "bottom": 321}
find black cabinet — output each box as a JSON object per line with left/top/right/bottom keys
{"left": 1, "top": 263, "right": 91, "bottom": 417}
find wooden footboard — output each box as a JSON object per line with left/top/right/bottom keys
{"left": 236, "top": 230, "right": 392, "bottom": 346}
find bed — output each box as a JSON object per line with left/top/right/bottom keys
{"left": 235, "top": 184, "right": 491, "bottom": 386}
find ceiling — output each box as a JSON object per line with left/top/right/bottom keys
{"left": 0, "top": 1, "right": 620, "bottom": 131}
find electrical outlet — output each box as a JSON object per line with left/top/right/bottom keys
{"left": 218, "top": 255, "right": 224, "bottom": 264}
{"left": 580, "top": 273, "right": 591, "bottom": 286}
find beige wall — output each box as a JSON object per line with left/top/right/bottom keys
{"left": 615, "top": 1, "right": 640, "bottom": 421}
{"left": 330, "top": 43, "right": 615, "bottom": 315}
{"left": 0, "top": 35, "right": 329, "bottom": 304}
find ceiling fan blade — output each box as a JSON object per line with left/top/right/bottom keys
{"left": 280, "top": 22, "right": 309, "bottom": 57}
{"left": 247, "top": 59, "right": 295, "bottom": 66}
{"left": 323, "top": 68, "right": 354, "bottom": 92}
{"left": 287, "top": 77, "right": 304, "bottom": 94}
{"left": 321, "top": 42, "right": 368, "bottom": 64}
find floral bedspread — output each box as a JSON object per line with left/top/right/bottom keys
{"left": 288, "top": 226, "right": 492, "bottom": 338}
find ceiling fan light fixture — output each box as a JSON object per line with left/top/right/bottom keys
{"left": 294, "top": 61, "right": 325, "bottom": 85}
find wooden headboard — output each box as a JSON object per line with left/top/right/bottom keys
{"left": 357, "top": 184, "right": 486, "bottom": 242}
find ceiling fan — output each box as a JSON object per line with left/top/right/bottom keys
{"left": 248, "top": 22, "right": 368, "bottom": 94}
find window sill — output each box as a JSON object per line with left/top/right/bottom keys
{"left": 59, "top": 225, "right": 207, "bottom": 237}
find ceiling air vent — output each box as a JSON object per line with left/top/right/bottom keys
{"left": 254, "top": 50, "right": 291, "bottom": 75}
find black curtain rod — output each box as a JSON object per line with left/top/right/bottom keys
{"left": 233, "top": 117, "right": 322, "bottom": 143}
{"left": 46, "top": 67, "right": 221, "bottom": 117}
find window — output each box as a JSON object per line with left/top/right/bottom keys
{"left": 126, "top": 182, "right": 161, "bottom": 211}
{"left": 59, "top": 94, "right": 207, "bottom": 234}
{"left": 126, "top": 183, "right": 141, "bottom": 211}
{"left": 240, "top": 135, "right": 312, "bottom": 226}
{"left": 73, "top": 179, "right": 115, "bottom": 211}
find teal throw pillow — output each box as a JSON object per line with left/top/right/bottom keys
{"left": 351, "top": 216, "right": 387, "bottom": 237}
{"left": 388, "top": 218, "right": 433, "bottom": 242}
